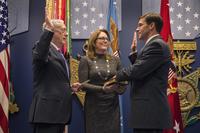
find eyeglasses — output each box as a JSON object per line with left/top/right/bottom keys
{"left": 97, "top": 37, "right": 110, "bottom": 41}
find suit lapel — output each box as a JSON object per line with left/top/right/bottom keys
{"left": 50, "top": 45, "right": 70, "bottom": 80}
{"left": 138, "top": 35, "right": 162, "bottom": 57}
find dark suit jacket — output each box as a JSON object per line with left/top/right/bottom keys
{"left": 116, "top": 35, "right": 172, "bottom": 129}
{"left": 29, "top": 30, "right": 72, "bottom": 124}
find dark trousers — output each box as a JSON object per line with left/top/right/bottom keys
{"left": 133, "top": 128, "right": 163, "bottom": 133}
{"left": 33, "top": 123, "right": 65, "bottom": 133}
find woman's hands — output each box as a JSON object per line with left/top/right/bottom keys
{"left": 102, "top": 83, "right": 119, "bottom": 93}
{"left": 102, "top": 76, "right": 118, "bottom": 93}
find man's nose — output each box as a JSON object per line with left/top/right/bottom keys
{"left": 64, "top": 32, "right": 68, "bottom": 37}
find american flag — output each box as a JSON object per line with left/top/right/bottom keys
{"left": 143, "top": 0, "right": 200, "bottom": 40}
{"left": 71, "top": 0, "right": 121, "bottom": 39}
{"left": 0, "top": 0, "right": 10, "bottom": 132}
{"left": 168, "top": 60, "right": 177, "bottom": 81}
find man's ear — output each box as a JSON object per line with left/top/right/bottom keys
{"left": 149, "top": 22, "right": 155, "bottom": 30}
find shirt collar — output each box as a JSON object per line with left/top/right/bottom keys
{"left": 51, "top": 42, "right": 60, "bottom": 51}
{"left": 145, "top": 34, "right": 160, "bottom": 45}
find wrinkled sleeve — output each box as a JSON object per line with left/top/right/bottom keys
{"left": 114, "top": 57, "right": 127, "bottom": 94}
{"left": 32, "top": 30, "right": 54, "bottom": 62}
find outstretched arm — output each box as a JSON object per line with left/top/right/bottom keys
{"left": 32, "top": 8, "right": 54, "bottom": 62}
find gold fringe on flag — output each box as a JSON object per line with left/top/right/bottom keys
{"left": 45, "top": 0, "right": 55, "bottom": 19}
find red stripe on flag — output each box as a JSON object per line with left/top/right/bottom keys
{"left": 168, "top": 68, "right": 176, "bottom": 80}
{"left": 0, "top": 49, "right": 9, "bottom": 133}
{"left": 0, "top": 61, "right": 9, "bottom": 97}
{"left": 0, "top": 106, "right": 8, "bottom": 133}
{"left": 5, "top": 49, "right": 11, "bottom": 83}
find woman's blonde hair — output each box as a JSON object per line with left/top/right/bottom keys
{"left": 87, "top": 29, "right": 111, "bottom": 60}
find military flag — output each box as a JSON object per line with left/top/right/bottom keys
{"left": 107, "top": 0, "right": 123, "bottom": 132}
{"left": 160, "top": 0, "right": 184, "bottom": 133}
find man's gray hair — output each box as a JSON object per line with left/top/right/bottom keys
{"left": 42, "top": 19, "right": 65, "bottom": 31}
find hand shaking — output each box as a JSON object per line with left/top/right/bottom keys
{"left": 71, "top": 82, "right": 82, "bottom": 92}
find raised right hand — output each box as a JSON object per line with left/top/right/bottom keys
{"left": 131, "top": 31, "right": 137, "bottom": 52}
{"left": 44, "top": 7, "right": 54, "bottom": 30}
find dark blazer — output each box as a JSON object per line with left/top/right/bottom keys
{"left": 116, "top": 35, "right": 172, "bottom": 129}
{"left": 29, "top": 30, "right": 72, "bottom": 124}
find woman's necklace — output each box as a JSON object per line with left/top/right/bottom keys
{"left": 93, "top": 59, "right": 110, "bottom": 81}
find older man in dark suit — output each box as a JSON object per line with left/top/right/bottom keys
{"left": 28, "top": 11, "right": 79, "bottom": 133}
{"left": 114, "top": 13, "right": 173, "bottom": 133}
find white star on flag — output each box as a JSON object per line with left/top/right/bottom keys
{"left": 90, "top": 7, "right": 96, "bottom": 12}
{"left": 185, "top": 6, "right": 191, "bottom": 12}
{"left": 177, "top": 25, "right": 183, "bottom": 31}
{"left": 99, "top": 13, "right": 104, "bottom": 18}
{"left": 173, "top": 120, "right": 180, "bottom": 133}
{"left": 193, "top": 25, "right": 199, "bottom": 31}
{"left": 90, "top": 18, "right": 96, "bottom": 24}
{"left": 98, "top": 25, "right": 104, "bottom": 29}
{"left": 82, "top": 13, "right": 88, "bottom": 18}
{"left": 82, "top": 25, "right": 88, "bottom": 30}
{"left": 185, "top": 18, "right": 191, "bottom": 24}
{"left": 0, "top": 6, "right": 3, "bottom": 11}
{"left": 177, "top": 1, "right": 183, "bottom": 7}
{"left": 169, "top": 7, "right": 174, "bottom": 12}
{"left": 74, "top": 31, "right": 80, "bottom": 36}
{"left": 0, "top": 39, "right": 6, "bottom": 44}
{"left": 185, "top": 31, "right": 191, "bottom": 37}
{"left": 82, "top": 1, "right": 88, "bottom": 7}
{"left": 2, "top": 31, "right": 7, "bottom": 36}
{"left": 75, "top": 19, "right": 80, "bottom": 24}
{"left": 193, "top": 12, "right": 199, "bottom": 18}
{"left": 177, "top": 13, "right": 182, "bottom": 19}
{"left": 74, "top": 7, "right": 80, "bottom": 12}
{"left": 170, "top": 19, "right": 174, "bottom": 24}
